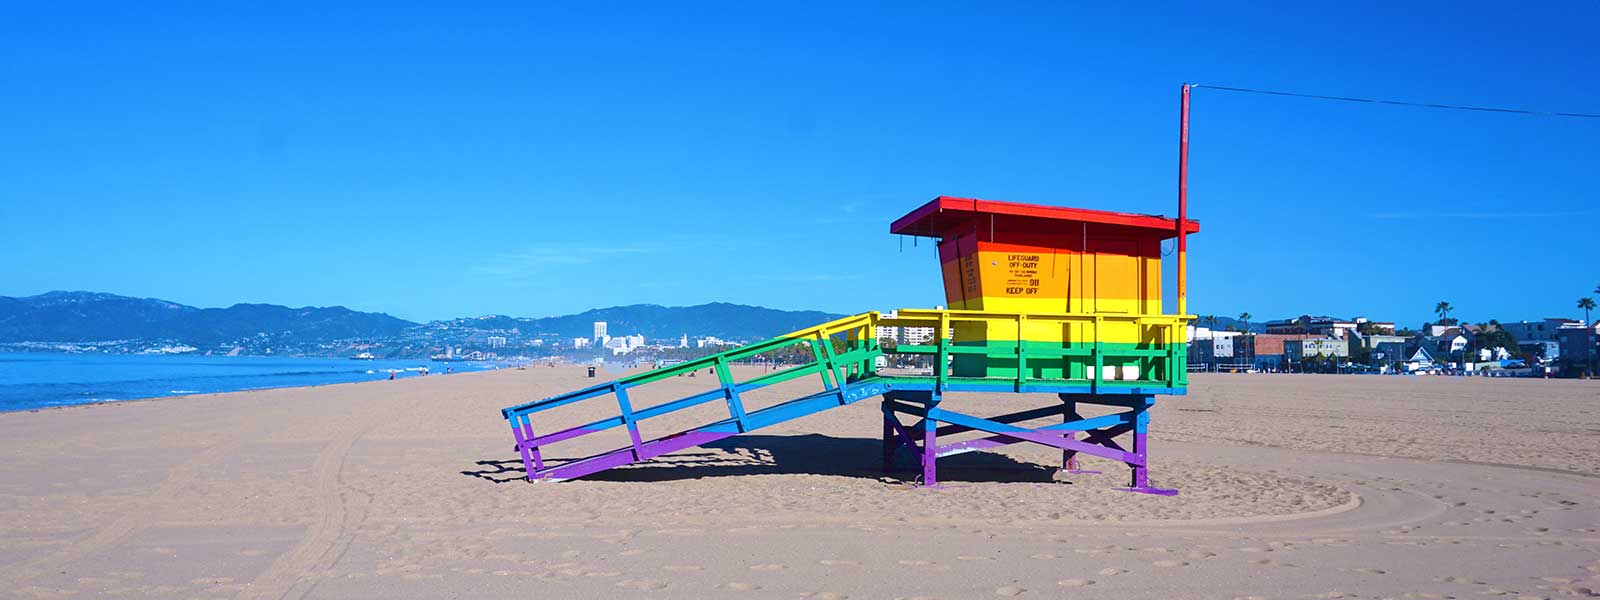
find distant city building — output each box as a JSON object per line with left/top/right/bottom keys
{"left": 1518, "top": 340, "right": 1560, "bottom": 361}
{"left": 679, "top": 334, "right": 688, "bottom": 348}
{"left": 1232, "top": 333, "right": 1315, "bottom": 371}
{"left": 593, "top": 322, "right": 608, "bottom": 343}
{"left": 1356, "top": 318, "right": 1395, "bottom": 334}
{"left": 901, "top": 325, "right": 938, "bottom": 346}
{"left": 603, "top": 334, "right": 647, "bottom": 355}
{"left": 1503, "top": 318, "right": 1583, "bottom": 343}
{"left": 573, "top": 337, "right": 591, "bottom": 349}
{"left": 1285, "top": 338, "right": 1350, "bottom": 361}
{"left": 696, "top": 336, "right": 731, "bottom": 348}
{"left": 1557, "top": 326, "right": 1597, "bottom": 375}
{"left": 1423, "top": 332, "right": 1471, "bottom": 357}
{"left": 1361, "top": 334, "right": 1409, "bottom": 349}
{"left": 1265, "top": 316, "right": 1359, "bottom": 338}
{"left": 530, "top": 339, "right": 544, "bottom": 347}
{"left": 487, "top": 336, "right": 507, "bottom": 349}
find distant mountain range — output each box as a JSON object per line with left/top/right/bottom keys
{"left": 0, "top": 291, "right": 416, "bottom": 347}
{"left": 0, "top": 291, "right": 845, "bottom": 355}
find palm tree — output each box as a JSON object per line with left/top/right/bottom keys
{"left": 1583, "top": 297, "right": 1599, "bottom": 379}
{"left": 1238, "top": 312, "right": 1252, "bottom": 333}
{"left": 1434, "top": 301, "right": 1454, "bottom": 325}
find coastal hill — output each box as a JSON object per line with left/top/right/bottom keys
{"left": 0, "top": 291, "right": 845, "bottom": 355}
{"left": 0, "top": 291, "right": 415, "bottom": 347}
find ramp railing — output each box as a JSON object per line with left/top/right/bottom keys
{"left": 501, "top": 312, "right": 885, "bottom": 481}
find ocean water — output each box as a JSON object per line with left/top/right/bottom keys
{"left": 0, "top": 353, "right": 497, "bottom": 412}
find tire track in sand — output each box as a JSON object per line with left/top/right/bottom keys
{"left": 236, "top": 422, "right": 374, "bottom": 600}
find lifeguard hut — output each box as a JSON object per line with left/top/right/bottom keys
{"left": 878, "top": 197, "right": 1197, "bottom": 492}
{"left": 499, "top": 197, "right": 1196, "bottom": 494}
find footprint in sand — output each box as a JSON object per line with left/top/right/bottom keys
{"left": 616, "top": 578, "right": 668, "bottom": 590}
{"left": 993, "top": 585, "right": 1026, "bottom": 596}
{"left": 957, "top": 555, "right": 994, "bottom": 561}
{"left": 1152, "top": 560, "right": 1189, "bottom": 568}
{"left": 802, "top": 593, "right": 848, "bottom": 600}
{"left": 662, "top": 565, "right": 703, "bottom": 572}
{"left": 749, "top": 563, "right": 786, "bottom": 572}
{"left": 1030, "top": 554, "right": 1056, "bottom": 560}
{"left": 718, "top": 582, "right": 760, "bottom": 591}
{"left": 619, "top": 549, "right": 646, "bottom": 556}
{"left": 1352, "top": 568, "right": 1387, "bottom": 575}
{"left": 1098, "top": 568, "right": 1125, "bottom": 576}
{"left": 1058, "top": 579, "right": 1094, "bottom": 587}
{"left": 897, "top": 560, "right": 936, "bottom": 566}
{"left": 819, "top": 559, "right": 861, "bottom": 567}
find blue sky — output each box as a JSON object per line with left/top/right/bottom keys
{"left": 2, "top": 2, "right": 1596, "bottom": 325}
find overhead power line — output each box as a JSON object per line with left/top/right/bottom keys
{"left": 1191, "top": 83, "right": 1600, "bottom": 119}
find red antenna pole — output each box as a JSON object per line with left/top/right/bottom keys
{"left": 1177, "top": 83, "right": 1190, "bottom": 316}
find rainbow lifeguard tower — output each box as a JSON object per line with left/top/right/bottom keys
{"left": 500, "top": 196, "right": 1196, "bottom": 493}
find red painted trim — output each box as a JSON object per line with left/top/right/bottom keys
{"left": 890, "top": 196, "right": 1200, "bottom": 239}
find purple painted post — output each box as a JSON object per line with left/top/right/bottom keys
{"left": 1062, "top": 399, "right": 1076, "bottom": 471}
{"left": 1131, "top": 432, "right": 1149, "bottom": 488}
{"left": 921, "top": 416, "right": 937, "bottom": 487}
{"left": 511, "top": 418, "right": 536, "bottom": 480}
{"left": 1118, "top": 401, "right": 1176, "bottom": 495}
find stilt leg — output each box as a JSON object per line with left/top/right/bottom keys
{"left": 1059, "top": 394, "right": 1100, "bottom": 475}
{"left": 1062, "top": 398, "right": 1076, "bottom": 471}
{"left": 920, "top": 391, "right": 941, "bottom": 487}
{"left": 881, "top": 405, "right": 894, "bottom": 472}
{"left": 1062, "top": 395, "right": 1100, "bottom": 473}
{"left": 920, "top": 417, "right": 937, "bottom": 486}
{"left": 1116, "top": 397, "right": 1176, "bottom": 496}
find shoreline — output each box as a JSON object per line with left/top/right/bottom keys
{"left": 0, "top": 352, "right": 510, "bottom": 415}
{"left": 0, "top": 366, "right": 507, "bottom": 417}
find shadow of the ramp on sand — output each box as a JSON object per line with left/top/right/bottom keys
{"left": 462, "top": 433, "right": 1065, "bottom": 485}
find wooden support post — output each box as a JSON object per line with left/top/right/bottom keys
{"left": 614, "top": 384, "right": 645, "bottom": 461}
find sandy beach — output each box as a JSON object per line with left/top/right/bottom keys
{"left": 1, "top": 369, "right": 1597, "bottom": 599}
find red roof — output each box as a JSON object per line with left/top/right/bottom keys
{"left": 890, "top": 196, "right": 1200, "bottom": 239}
